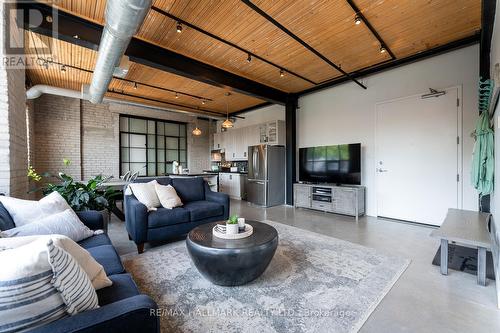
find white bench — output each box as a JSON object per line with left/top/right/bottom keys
{"left": 431, "top": 209, "right": 491, "bottom": 286}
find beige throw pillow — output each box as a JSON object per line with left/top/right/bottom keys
{"left": 128, "top": 180, "right": 161, "bottom": 211}
{"left": 155, "top": 183, "right": 183, "bottom": 209}
{"left": 0, "top": 235, "right": 112, "bottom": 290}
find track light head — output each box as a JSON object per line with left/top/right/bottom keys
{"left": 247, "top": 54, "right": 251, "bottom": 63}
{"left": 176, "top": 22, "right": 182, "bottom": 33}
{"left": 379, "top": 45, "right": 386, "bottom": 54}
{"left": 202, "top": 100, "right": 206, "bottom": 105}
{"left": 280, "top": 69, "right": 285, "bottom": 77}
{"left": 175, "top": 93, "right": 179, "bottom": 99}
{"left": 354, "top": 15, "right": 362, "bottom": 25}
{"left": 60, "top": 65, "right": 66, "bottom": 72}
{"left": 134, "top": 82, "right": 138, "bottom": 89}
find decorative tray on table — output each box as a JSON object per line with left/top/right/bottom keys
{"left": 212, "top": 224, "right": 253, "bottom": 240}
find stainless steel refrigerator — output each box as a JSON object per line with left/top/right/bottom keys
{"left": 247, "top": 145, "right": 285, "bottom": 207}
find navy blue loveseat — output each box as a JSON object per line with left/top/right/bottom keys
{"left": 124, "top": 176, "right": 229, "bottom": 253}
{"left": 0, "top": 203, "right": 159, "bottom": 333}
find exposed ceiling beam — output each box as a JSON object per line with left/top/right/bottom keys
{"left": 240, "top": 0, "right": 367, "bottom": 90}
{"left": 150, "top": 6, "right": 317, "bottom": 85}
{"left": 18, "top": 2, "right": 288, "bottom": 105}
{"left": 345, "top": 0, "right": 396, "bottom": 60}
{"left": 299, "top": 34, "right": 480, "bottom": 97}
{"left": 480, "top": 0, "right": 497, "bottom": 79}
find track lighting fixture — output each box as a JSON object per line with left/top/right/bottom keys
{"left": 379, "top": 45, "right": 386, "bottom": 54}
{"left": 43, "top": 61, "right": 49, "bottom": 70}
{"left": 280, "top": 69, "right": 285, "bottom": 77}
{"left": 60, "top": 65, "right": 66, "bottom": 72}
{"left": 354, "top": 15, "right": 361, "bottom": 25}
{"left": 176, "top": 22, "right": 183, "bottom": 33}
{"left": 202, "top": 100, "right": 206, "bottom": 105}
{"left": 247, "top": 54, "right": 252, "bottom": 63}
{"left": 133, "top": 82, "right": 138, "bottom": 89}
{"left": 175, "top": 92, "right": 179, "bottom": 99}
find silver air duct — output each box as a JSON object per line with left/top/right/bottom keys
{"left": 88, "top": 0, "right": 152, "bottom": 104}
{"left": 26, "top": 85, "right": 225, "bottom": 120}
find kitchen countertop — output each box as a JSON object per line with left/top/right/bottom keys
{"left": 203, "top": 170, "right": 248, "bottom": 174}
{"left": 166, "top": 172, "right": 219, "bottom": 177}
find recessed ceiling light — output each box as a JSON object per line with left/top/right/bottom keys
{"left": 176, "top": 22, "right": 182, "bottom": 33}
{"left": 354, "top": 15, "right": 361, "bottom": 25}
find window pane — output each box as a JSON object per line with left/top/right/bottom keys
{"left": 147, "top": 149, "right": 156, "bottom": 163}
{"left": 130, "top": 163, "right": 146, "bottom": 176}
{"left": 165, "top": 123, "right": 179, "bottom": 136}
{"left": 157, "top": 163, "right": 165, "bottom": 175}
{"left": 147, "top": 135, "right": 155, "bottom": 148}
{"left": 147, "top": 120, "right": 155, "bottom": 134}
{"left": 179, "top": 150, "right": 186, "bottom": 163}
{"left": 120, "top": 133, "right": 129, "bottom": 147}
{"left": 157, "top": 122, "right": 164, "bottom": 135}
{"left": 147, "top": 163, "right": 156, "bottom": 176}
{"left": 130, "top": 148, "right": 146, "bottom": 163}
{"left": 120, "top": 117, "right": 128, "bottom": 131}
{"left": 157, "top": 150, "right": 165, "bottom": 162}
{"left": 179, "top": 124, "right": 186, "bottom": 137}
{"left": 166, "top": 150, "right": 178, "bottom": 161}
{"left": 129, "top": 118, "right": 147, "bottom": 133}
{"left": 179, "top": 138, "right": 186, "bottom": 150}
{"left": 157, "top": 136, "right": 165, "bottom": 149}
{"left": 166, "top": 137, "right": 178, "bottom": 149}
{"left": 130, "top": 134, "right": 146, "bottom": 148}
{"left": 121, "top": 163, "right": 130, "bottom": 174}
{"left": 166, "top": 163, "right": 173, "bottom": 174}
{"left": 121, "top": 148, "right": 129, "bottom": 162}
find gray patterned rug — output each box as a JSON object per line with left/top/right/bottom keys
{"left": 122, "top": 221, "right": 410, "bottom": 333}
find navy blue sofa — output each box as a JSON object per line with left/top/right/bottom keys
{"left": 0, "top": 204, "right": 159, "bottom": 333}
{"left": 124, "top": 176, "right": 230, "bottom": 253}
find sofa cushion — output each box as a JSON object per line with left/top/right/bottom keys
{"left": 97, "top": 274, "right": 140, "bottom": 306}
{"left": 87, "top": 245, "right": 125, "bottom": 276}
{"left": 78, "top": 233, "right": 112, "bottom": 249}
{"left": 183, "top": 201, "right": 224, "bottom": 221}
{"left": 171, "top": 177, "right": 205, "bottom": 203}
{"left": 148, "top": 207, "right": 190, "bottom": 228}
{"left": 0, "top": 202, "right": 15, "bottom": 231}
{"left": 155, "top": 177, "right": 172, "bottom": 186}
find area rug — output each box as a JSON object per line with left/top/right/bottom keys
{"left": 122, "top": 221, "right": 410, "bottom": 333}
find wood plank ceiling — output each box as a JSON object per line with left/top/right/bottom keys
{"left": 26, "top": 0, "right": 481, "bottom": 114}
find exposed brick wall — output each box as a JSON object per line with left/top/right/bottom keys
{"left": 33, "top": 95, "right": 81, "bottom": 179}
{"left": 32, "top": 96, "right": 211, "bottom": 179}
{"left": 0, "top": 2, "right": 28, "bottom": 198}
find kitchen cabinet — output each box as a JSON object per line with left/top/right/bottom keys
{"left": 219, "top": 173, "right": 247, "bottom": 200}
{"left": 259, "top": 120, "right": 285, "bottom": 144}
{"left": 213, "top": 132, "right": 222, "bottom": 150}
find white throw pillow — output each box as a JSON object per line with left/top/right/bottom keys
{"left": 128, "top": 180, "right": 161, "bottom": 211}
{"left": 0, "top": 239, "right": 99, "bottom": 331}
{"left": 0, "top": 235, "right": 112, "bottom": 290}
{"left": 0, "top": 191, "right": 71, "bottom": 227}
{"left": 155, "top": 183, "right": 183, "bottom": 209}
{"left": 0, "top": 209, "right": 95, "bottom": 242}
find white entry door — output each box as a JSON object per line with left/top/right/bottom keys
{"left": 376, "top": 87, "right": 461, "bottom": 225}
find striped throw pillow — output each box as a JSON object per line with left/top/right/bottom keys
{"left": 47, "top": 240, "right": 99, "bottom": 315}
{"left": 0, "top": 240, "right": 67, "bottom": 333}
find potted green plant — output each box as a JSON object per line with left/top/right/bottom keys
{"left": 28, "top": 160, "right": 120, "bottom": 230}
{"left": 226, "top": 214, "right": 239, "bottom": 234}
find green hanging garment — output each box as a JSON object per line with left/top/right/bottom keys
{"left": 471, "top": 111, "right": 494, "bottom": 195}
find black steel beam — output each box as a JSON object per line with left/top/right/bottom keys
{"left": 230, "top": 102, "right": 273, "bottom": 116}
{"left": 480, "top": 0, "right": 497, "bottom": 79}
{"left": 18, "top": 2, "right": 288, "bottom": 105}
{"left": 241, "top": 0, "right": 367, "bottom": 90}
{"left": 285, "top": 95, "right": 298, "bottom": 205}
{"left": 151, "top": 6, "right": 317, "bottom": 85}
{"left": 299, "top": 34, "right": 480, "bottom": 96}
{"left": 345, "top": 0, "right": 396, "bottom": 59}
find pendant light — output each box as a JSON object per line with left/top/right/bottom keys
{"left": 192, "top": 116, "right": 202, "bottom": 136}
{"left": 222, "top": 92, "right": 233, "bottom": 129}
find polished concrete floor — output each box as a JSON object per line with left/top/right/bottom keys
{"left": 109, "top": 200, "right": 500, "bottom": 332}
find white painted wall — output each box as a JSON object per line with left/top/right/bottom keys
{"left": 217, "top": 104, "right": 285, "bottom": 131}
{"left": 298, "top": 45, "right": 479, "bottom": 217}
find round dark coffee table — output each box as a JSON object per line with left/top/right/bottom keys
{"left": 186, "top": 221, "right": 278, "bottom": 286}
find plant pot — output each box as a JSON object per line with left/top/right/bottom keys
{"left": 226, "top": 223, "right": 239, "bottom": 235}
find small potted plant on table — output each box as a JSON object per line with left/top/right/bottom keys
{"left": 226, "top": 215, "right": 239, "bottom": 234}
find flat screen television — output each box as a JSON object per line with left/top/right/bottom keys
{"left": 299, "top": 143, "right": 361, "bottom": 185}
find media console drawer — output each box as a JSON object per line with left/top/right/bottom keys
{"left": 312, "top": 201, "right": 333, "bottom": 211}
